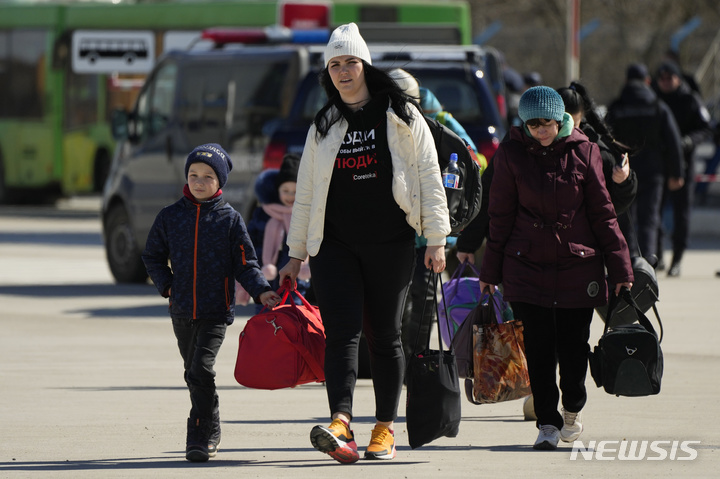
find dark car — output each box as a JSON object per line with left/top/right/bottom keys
{"left": 262, "top": 45, "right": 507, "bottom": 170}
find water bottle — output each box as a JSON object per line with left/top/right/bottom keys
{"left": 442, "top": 153, "right": 461, "bottom": 189}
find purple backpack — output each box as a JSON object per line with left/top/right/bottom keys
{"left": 439, "top": 261, "right": 484, "bottom": 348}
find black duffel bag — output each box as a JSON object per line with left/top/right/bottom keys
{"left": 596, "top": 255, "right": 659, "bottom": 326}
{"left": 588, "top": 288, "right": 664, "bottom": 397}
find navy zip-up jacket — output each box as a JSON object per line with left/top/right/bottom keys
{"left": 142, "top": 191, "right": 271, "bottom": 324}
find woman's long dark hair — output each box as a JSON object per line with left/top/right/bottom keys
{"left": 557, "top": 81, "right": 632, "bottom": 156}
{"left": 313, "top": 61, "right": 416, "bottom": 139}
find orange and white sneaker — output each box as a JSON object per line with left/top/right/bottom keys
{"left": 310, "top": 418, "right": 359, "bottom": 464}
{"left": 364, "top": 424, "right": 396, "bottom": 460}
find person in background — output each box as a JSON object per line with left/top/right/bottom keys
{"left": 478, "top": 86, "right": 633, "bottom": 450}
{"left": 696, "top": 122, "right": 720, "bottom": 206}
{"left": 387, "top": 68, "right": 479, "bottom": 159}
{"left": 419, "top": 88, "right": 479, "bottom": 155}
{"left": 523, "top": 71, "right": 543, "bottom": 90}
{"left": 504, "top": 66, "right": 526, "bottom": 127}
{"left": 605, "top": 63, "right": 685, "bottom": 267}
{"left": 279, "top": 23, "right": 450, "bottom": 464}
{"left": 236, "top": 153, "right": 311, "bottom": 309}
{"left": 652, "top": 61, "right": 713, "bottom": 276}
{"left": 388, "top": 68, "right": 486, "bottom": 361}
{"left": 142, "top": 143, "right": 281, "bottom": 462}
{"left": 661, "top": 48, "right": 702, "bottom": 95}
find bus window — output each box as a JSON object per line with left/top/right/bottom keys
{"left": 65, "top": 70, "right": 100, "bottom": 128}
{"left": 0, "top": 29, "right": 47, "bottom": 119}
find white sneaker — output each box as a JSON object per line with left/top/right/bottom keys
{"left": 533, "top": 424, "right": 560, "bottom": 450}
{"left": 559, "top": 408, "right": 583, "bottom": 442}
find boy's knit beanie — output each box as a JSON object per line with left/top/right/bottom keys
{"left": 388, "top": 68, "right": 420, "bottom": 100}
{"left": 324, "top": 23, "right": 371, "bottom": 67}
{"left": 184, "top": 143, "right": 233, "bottom": 188}
{"left": 518, "top": 85, "right": 565, "bottom": 123}
{"left": 275, "top": 153, "right": 301, "bottom": 188}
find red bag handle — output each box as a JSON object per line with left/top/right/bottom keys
{"left": 276, "top": 278, "right": 323, "bottom": 325}
{"left": 257, "top": 279, "right": 321, "bottom": 324}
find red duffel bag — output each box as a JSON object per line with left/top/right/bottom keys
{"left": 234, "top": 280, "right": 325, "bottom": 389}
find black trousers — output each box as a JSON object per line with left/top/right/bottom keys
{"left": 309, "top": 237, "right": 414, "bottom": 422}
{"left": 658, "top": 160, "right": 694, "bottom": 264}
{"left": 172, "top": 317, "right": 227, "bottom": 421}
{"left": 617, "top": 212, "right": 640, "bottom": 258}
{"left": 630, "top": 175, "right": 664, "bottom": 262}
{"left": 510, "top": 302, "right": 593, "bottom": 431}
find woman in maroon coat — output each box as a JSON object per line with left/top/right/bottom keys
{"left": 479, "top": 86, "right": 633, "bottom": 450}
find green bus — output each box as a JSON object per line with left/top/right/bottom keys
{"left": 0, "top": 0, "right": 471, "bottom": 202}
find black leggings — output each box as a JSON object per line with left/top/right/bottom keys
{"left": 309, "top": 237, "right": 414, "bottom": 422}
{"left": 510, "top": 302, "right": 593, "bottom": 430}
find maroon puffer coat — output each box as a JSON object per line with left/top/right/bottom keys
{"left": 479, "top": 126, "right": 633, "bottom": 308}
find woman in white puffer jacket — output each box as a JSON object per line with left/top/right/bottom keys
{"left": 279, "top": 23, "right": 449, "bottom": 464}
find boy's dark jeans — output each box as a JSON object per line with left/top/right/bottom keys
{"left": 172, "top": 317, "right": 227, "bottom": 420}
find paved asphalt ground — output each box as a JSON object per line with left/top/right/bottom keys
{"left": 0, "top": 197, "right": 718, "bottom": 478}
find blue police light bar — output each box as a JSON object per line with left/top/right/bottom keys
{"left": 291, "top": 29, "right": 330, "bottom": 44}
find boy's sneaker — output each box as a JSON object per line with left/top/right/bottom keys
{"left": 186, "top": 418, "right": 211, "bottom": 462}
{"left": 208, "top": 414, "right": 221, "bottom": 457}
{"left": 533, "top": 424, "right": 560, "bottom": 450}
{"left": 559, "top": 408, "right": 583, "bottom": 442}
{"left": 310, "top": 419, "right": 359, "bottom": 464}
{"left": 364, "top": 424, "right": 396, "bottom": 460}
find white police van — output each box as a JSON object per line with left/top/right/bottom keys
{"left": 102, "top": 28, "right": 322, "bottom": 283}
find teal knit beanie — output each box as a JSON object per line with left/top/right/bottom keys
{"left": 518, "top": 86, "right": 565, "bottom": 123}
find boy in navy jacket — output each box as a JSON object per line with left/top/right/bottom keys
{"left": 142, "top": 143, "right": 280, "bottom": 462}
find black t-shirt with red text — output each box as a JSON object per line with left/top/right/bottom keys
{"left": 324, "top": 97, "right": 414, "bottom": 245}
